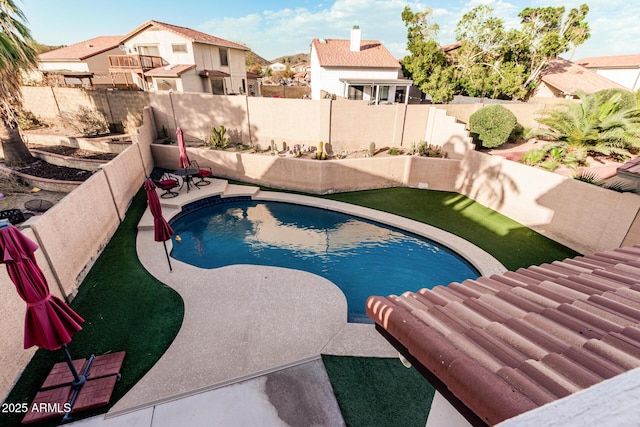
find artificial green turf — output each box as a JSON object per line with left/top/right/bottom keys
{"left": 323, "top": 355, "right": 435, "bottom": 427}
{"left": 322, "top": 187, "right": 580, "bottom": 271}
{"left": 0, "top": 189, "right": 184, "bottom": 427}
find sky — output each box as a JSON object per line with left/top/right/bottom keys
{"left": 20, "top": 0, "right": 640, "bottom": 61}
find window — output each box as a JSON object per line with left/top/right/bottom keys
{"left": 137, "top": 45, "right": 159, "bottom": 56}
{"left": 348, "top": 85, "right": 364, "bottom": 100}
{"left": 219, "top": 49, "right": 228, "bottom": 66}
{"left": 172, "top": 44, "right": 187, "bottom": 53}
{"left": 379, "top": 86, "right": 389, "bottom": 101}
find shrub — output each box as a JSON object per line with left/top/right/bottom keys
{"left": 17, "top": 110, "right": 46, "bottom": 130}
{"left": 469, "top": 105, "right": 517, "bottom": 148}
{"left": 594, "top": 88, "right": 637, "bottom": 111}
{"left": 207, "top": 125, "right": 229, "bottom": 150}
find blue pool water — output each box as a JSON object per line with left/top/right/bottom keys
{"left": 170, "top": 200, "right": 479, "bottom": 323}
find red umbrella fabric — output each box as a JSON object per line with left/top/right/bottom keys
{"left": 144, "top": 179, "right": 174, "bottom": 270}
{"left": 0, "top": 223, "right": 83, "bottom": 351}
{"left": 177, "top": 127, "right": 190, "bottom": 169}
{"left": 144, "top": 179, "right": 174, "bottom": 242}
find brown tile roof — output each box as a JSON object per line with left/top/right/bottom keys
{"left": 540, "top": 58, "right": 627, "bottom": 96}
{"left": 144, "top": 64, "right": 195, "bottom": 77}
{"left": 367, "top": 245, "right": 640, "bottom": 425}
{"left": 121, "top": 20, "right": 250, "bottom": 51}
{"left": 577, "top": 55, "right": 640, "bottom": 69}
{"left": 312, "top": 38, "right": 399, "bottom": 68}
{"left": 38, "top": 36, "right": 122, "bottom": 61}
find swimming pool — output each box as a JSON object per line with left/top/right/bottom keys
{"left": 170, "top": 199, "right": 479, "bottom": 323}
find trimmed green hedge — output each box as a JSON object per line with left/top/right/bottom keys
{"left": 469, "top": 104, "right": 517, "bottom": 148}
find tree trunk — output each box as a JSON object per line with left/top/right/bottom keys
{"left": 0, "top": 117, "right": 34, "bottom": 166}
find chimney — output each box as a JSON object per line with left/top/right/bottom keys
{"left": 350, "top": 26, "right": 361, "bottom": 52}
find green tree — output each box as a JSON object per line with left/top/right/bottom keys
{"left": 518, "top": 5, "right": 590, "bottom": 92}
{"left": 400, "top": 4, "right": 590, "bottom": 101}
{"left": 535, "top": 90, "right": 640, "bottom": 160}
{"left": 400, "top": 6, "right": 452, "bottom": 103}
{"left": 0, "top": 0, "right": 37, "bottom": 165}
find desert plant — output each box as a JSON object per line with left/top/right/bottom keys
{"left": 316, "top": 141, "right": 327, "bottom": 160}
{"left": 369, "top": 142, "right": 376, "bottom": 157}
{"left": 522, "top": 143, "right": 588, "bottom": 170}
{"left": 521, "top": 149, "right": 546, "bottom": 166}
{"left": 388, "top": 147, "right": 400, "bottom": 155}
{"left": 469, "top": 105, "right": 517, "bottom": 148}
{"left": 59, "top": 106, "right": 108, "bottom": 136}
{"left": 535, "top": 90, "right": 640, "bottom": 160}
{"left": 270, "top": 140, "right": 276, "bottom": 156}
{"left": 415, "top": 141, "right": 443, "bottom": 157}
{"left": 207, "top": 125, "right": 229, "bottom": 150}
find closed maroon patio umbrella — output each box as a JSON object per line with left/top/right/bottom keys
{"left": 144, "top": 178, "right": 175, "bottom": 271}
{"left": 177, "top": 127, "right": 190, "bottom": 169}
{"left": 0, "top": 219, "right": 87, "bottom": 387}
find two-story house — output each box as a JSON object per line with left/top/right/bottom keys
{"left": 108, "top": 20, "right": 250, "bottom": 94}
{"left": 576, "top": 54, "right": 640, "bottom": 92}
{"left": 36, "top": 36, "right": 128, "bottom": 87}
{"left": 310, "top": 26, "right": 412, "bottom": 104}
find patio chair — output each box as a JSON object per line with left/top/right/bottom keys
{"left": 0, "top": 208, "right": 29, "bottom": 224}
{"left": 189, "top": 160, "right": 213, "bottom": 187}
{"left": 150, "top": 170, "right": 180, "bottom": 198}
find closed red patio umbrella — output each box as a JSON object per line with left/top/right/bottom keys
{"left": 177, "top": 127, "right": 190, "bottom": 169}
{"left": 0, "top": 219, "right": 88, "bottom": 388}
{"left": 144, "top": 178, "right": 175, "bottom": 271}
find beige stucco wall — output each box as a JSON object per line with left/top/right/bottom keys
{"left": 30, "top": 171, "right": 120, "bottom": 297}
{"left": 247, "top": 97, "right": 331, "bottom": 149}
{"left": 152, "top": 144, "right": 461, "bottom": 194}
{"left": 456, "top": 150, "right": 640, "bottom": 254}
{"left": 150, "top": 92, "right": 251, "bottom": 144}
{"left": 0, "top": 108, "right": 155, "bottom": 405}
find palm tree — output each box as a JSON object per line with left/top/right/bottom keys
{"left": 0, "top": 0, "right": 37, "bottom": 165}
{"left": 536, "top": 90, "right": 640, "bottom": 160}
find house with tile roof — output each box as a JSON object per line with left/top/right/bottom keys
{"left": 310, "top": 26, "right": 412, "bottom": 104}
{"left": 576, "top": 54, "right": 640, "bottom": 91}
{"left": 108, "top": 20, "right": 250, "bottom": 94}
{"left": 36, "top": 36, "right": 128, "bottom": 87}
{"left": 533, "top": 58, "right": 628, "bottom": 99}
{"left": 367, "top": 245, "right": 640, "bottom": 426}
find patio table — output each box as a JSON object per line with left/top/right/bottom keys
{"left": 173, "top": 168, "right": 199, "bottom": 193}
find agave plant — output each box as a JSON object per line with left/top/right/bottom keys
{"left": 535, "top": 90, "right": 640, "bottom": 161}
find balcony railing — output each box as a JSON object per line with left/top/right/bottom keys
{"left": 108, "top": 55, "right": 165, "bottom": 73}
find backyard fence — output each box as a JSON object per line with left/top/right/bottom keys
{"left": 0, "top": 107, "right": 155, "bottom": 402}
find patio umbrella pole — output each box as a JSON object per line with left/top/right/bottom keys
{"left": 163, "top": 241, "right": 172, "bottom": 271}
{"left": 61, "top": 344, "right": 86, "bottom": 387}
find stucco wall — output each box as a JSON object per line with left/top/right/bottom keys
{"left": 0, "top": 111, "right": 155, "bottom": 403}
{"left": 456, "top": 150, "right": 640, "bottom": 254}
{"left": 248, "top": 97, "right": 331, "bottom": 149}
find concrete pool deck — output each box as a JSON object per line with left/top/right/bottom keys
{"left": 68, "top": 179, "right": 506, "bottom": 426}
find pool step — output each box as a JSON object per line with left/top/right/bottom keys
{"left": 138, "top": 179, "right": 261, "bottom": 230}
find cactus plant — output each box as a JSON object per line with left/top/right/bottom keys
{"left": 316, "top": 141, "right": 327, "bottom": 160}
{"left": 208, "top": 125, "right": 229, "bottom": 150}
{"left": 369, "top": 142, "right": 376, "bottom": 157}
